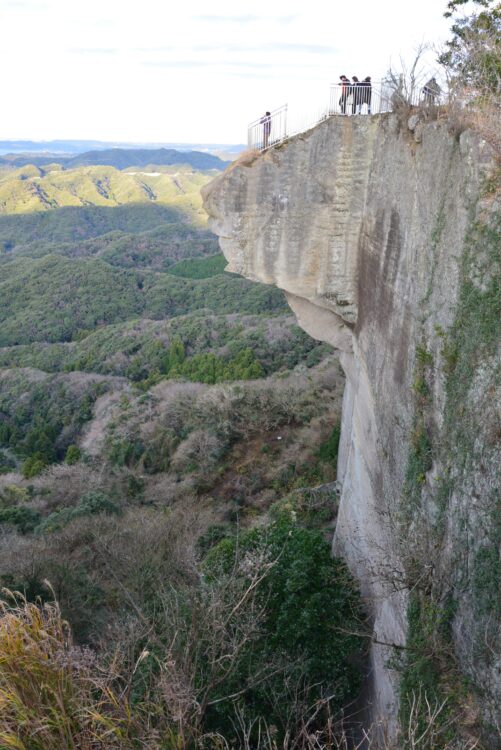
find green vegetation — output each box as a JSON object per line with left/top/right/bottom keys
{"left": 441, "top": 0, "right": 501, "bottom": 94}
{"left": 0, "top": 369, "right": 115, "bottom": 466}
{"left": 0, "top": 254, "right": 287, "bottom": 346}
{"left": 65, "top": 444, "right": 81, "bottom": 465}
{"left": 127, "top": 342, "right": 266, "bottom": 389}
{"left": 165, "top": 346, "right": 264, "bottom": 385}
{"left": 0, "top": 229, "right": 325, "bottom": 481}
{"left": 36, "top": 491, "right": 120, "bottom": 534}
{"left": 398, "top": 204, "right": 500, "bottom": 742}
{"left": 317, "top": 421, "right": 341, "bottom": 463}
{"left": 22, "top": 454, "right": 48, "bottom": 478}
{"left": 443, "top": 216, "right": 501, "bottom": 627}
{"left": 0, "top": 145, "right": 228, "bottom": 169}
{"left": 0, "top": 505, "right": 41, "bottom": 533}
{"left": 0, "top": 449, "right": 16, "bottom": 474}
{"left": 2, "top": 222, "right": 219, "bottom": 271}
{"left": 0, "top": 164, "right": 289, "bottom": 363}
{"left": 0, "top": 150, "right": 357, "bottom": 748}
{"left": 0, "top": 514, "right": 363, "bottom": 748}
{"left": 0, "top": 203, "right": 212, "bottom": 253}
{"left": 270, "top": 486, "right": 338, "bottom": 530}
{"left": 443, "top": 218, "right": 500, "bottom": 458}
{"left": 167, "top": 252, "right": 227, "bottom": 278}
{"left": 403, "top": 343, "right": 434, "bottom": 515}
{"left": 0, "top": 164, "right": 223, "bottom": 286}
{"left": 201, "top": 519, "right": 364, "bottom": 738}
{"left": 0, "top": 484, "right": 30, "bottom": 507}
{"left": 104, "top": 361, "right": 341, "bottom": 477}
{"left": 398, "top": 591, "right": 462, "bottom": 744}
{"left": 0, "top": 596, "right": 122, "bottom": 750}
{"left": 473, "top": 507, "right": 501, "bottom": 617}
{"left": 0, "top": 255, "right": 144, "bottom": 345}
{"left": 0, "top": 360, "right": 344, "bottom": 631}
{"left": 0, "top": 164, "right": 213, "bottom": 218}
{"left": 0, "top": 315, "right": 328, "bottom": 380}
{"left": 64, "top": 146, "right": 228, "bottom": 170}
{"left": 144, "top": 271, "right": 287, "bottom": 320}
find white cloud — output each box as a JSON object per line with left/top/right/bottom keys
{"left": 0, "top": 0, "right": 451, "bottom": 143}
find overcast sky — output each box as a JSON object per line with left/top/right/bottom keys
{"left": 1, "top": 0, "right": 454, "bottom": 144}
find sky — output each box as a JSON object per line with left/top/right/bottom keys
{"left": 0, "top": 0, "right": 454, "bottom": 144}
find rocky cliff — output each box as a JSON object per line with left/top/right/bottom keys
{"left": 202, "top": 114, "right": 500, "bottom": 739}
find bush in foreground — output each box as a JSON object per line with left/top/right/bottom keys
{"left": 0, "top": 593, "right": 131, "bottom": 750}
{"left": 0, "top": 519, "right": 366, "bottom": 748}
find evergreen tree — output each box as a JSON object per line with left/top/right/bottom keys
{"left": 440, "top": 0, "right": 501, "bottom": 93}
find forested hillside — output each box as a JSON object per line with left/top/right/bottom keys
{"left": 0, "top": 151, "right": 337, "bottom": 461}
{"left": 0, "top": 163, "right": 217, "bottom": 216}
{"left": 0, "top": 150, "right": 365, "bottom": 747}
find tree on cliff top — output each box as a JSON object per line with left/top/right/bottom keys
{"left": 440, "top": 0, "right": 501, "bottom": 94}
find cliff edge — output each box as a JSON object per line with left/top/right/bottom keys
{"left": 203, "top": 114, "right": 500, "bottom": 739}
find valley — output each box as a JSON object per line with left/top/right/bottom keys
{"left": 0, "top": 148, "right": 355, "bottom": 746}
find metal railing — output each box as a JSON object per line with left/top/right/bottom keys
{"left": 248, "top": 79, "right": 446, "bottom": 151}
{"left": 248, "top": 104, "right": 288, "bottom": 150}
{"left": 328, "top": 81, "right": 393, "bottom": 116}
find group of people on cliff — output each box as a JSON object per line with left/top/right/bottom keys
{"left": 259, "top": 75, "right": 373, "bottom": 147}
{"left": 259, "top": 73, "right": 441, "bottom": 149}
{"left": 338, "top": 76, "right": 372, "bottom": 114}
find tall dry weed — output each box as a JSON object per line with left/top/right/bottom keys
{"left": 447, "top": 93, "right": 501, "bottom": 155}
{"left": 0, "top": 590, "right": 133, "bottom": 749}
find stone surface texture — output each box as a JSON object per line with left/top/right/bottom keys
{"left": 202, "top": 114, "right": 499, "bottom": 732}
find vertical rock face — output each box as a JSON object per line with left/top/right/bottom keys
{"left": 202, "top": 115, "right": 499, "bottom": 732}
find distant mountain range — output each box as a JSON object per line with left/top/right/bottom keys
{"left": 0, "top": 139, "right": 244, "bottom": 156}
{"left": 0, "top": 147, "right": 230, "bottom": 171}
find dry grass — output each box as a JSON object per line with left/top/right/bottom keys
{"left": 223, "top": 148, "right": 261, "bottom": 172}
{"left": 446, "top": 93, "right": 501, "bottom": 155}
{"left": 0, "top": 591, "right": 132, "bottom": 750}
{"left": 33, "top": 463, "right": 112, "bottom": 512}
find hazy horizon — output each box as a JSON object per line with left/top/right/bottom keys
{"left": 0, "top": 139, "right": 245, "bottom": 156}
{"left": 1, "top": 0, "right": 454, "bottom": 143}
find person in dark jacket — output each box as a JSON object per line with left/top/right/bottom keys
{"left": 422, "top": 77, "right": 441, "bottom": 105}
{"left": 351, "top": 76, "right": 360, "bottom": 114}
{"left": 339, "top": 75, "right": 349, "bottom": 114}
{"left": 359, "top": 76, "right": 372, "bottom": 114}
{"left": 260, "top": 111, "right": 272, "bottom": 148}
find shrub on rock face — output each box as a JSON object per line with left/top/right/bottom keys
{"left": 317, "top": 421, "right": 341, "bottom": 463}
{"left": 203, "top": 519, "right": 365, "bottom": 738}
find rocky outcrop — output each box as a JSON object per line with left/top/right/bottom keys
{"left": 203, "top": 114, "right": 499, "bottom": 736}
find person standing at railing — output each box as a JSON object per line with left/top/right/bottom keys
{"left": 351, "top": 76, "right": 360, "bottom": 114}
{"left": 359, "top": 76, "right": 372, "bottom": 114}
{"left": 260, "top": 111, "right": 272, "bottom": 148}
{"left": 422, "top": 77, "right": 441, "bottom": 105}
{"left": 339, "top": 76, "right": 349, "bottom": 114}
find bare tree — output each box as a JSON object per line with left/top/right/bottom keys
{"left": 385, "top": 44, "right": 444, "bottom": 112}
